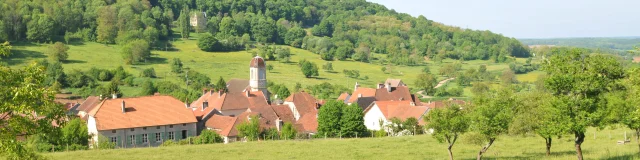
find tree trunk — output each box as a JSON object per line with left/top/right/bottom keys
{"left": 447, "top": 147, "right": 454, "bottom": 160}
{"left": 635, "top": 128, "right": 640, "bottom": 155}
{"left": 476, "top": 138, "right": 495, "bottom": 160}
{"left": 545, "top": 137, "right": 552, "bottom": 156}
{"left": 575, "top": 132, "right": 585, "bottom": 160}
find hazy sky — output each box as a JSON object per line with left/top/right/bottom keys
{"left": 367, "top": 0, "right": 640, "bottom": 39}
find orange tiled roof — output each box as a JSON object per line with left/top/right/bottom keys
{"left": 76, "top": 96, "right": 101, "bottom": 112}
{"left": 387, "top": 105, "right": 429, "bottom": 121}
{"left": 633, "top": 56, "right": 640, "bottom": 63}
{"left": 337, "top": 93, "right": 349, "bottom": 101}
{"left": 92, "top": 95, "right": 198, "bottom": 131}
{"left": 347, "top": 88, "right": 377, "bottom": 103}
{"left": 191, "top": 90, "right": 268, "bottom": 118}
{"left": 365, "top": 101, "right": 413, "bottom": 118}
{"left": 295, "top": 110, "right": 318, "bottom": 133}
{"left": 205, "top": 114, "right": 238, "bottom": 137}
{"left": 374, "top": 86, "right": 413, "bottom": 102}
{"left": 271, "top": 105, "right": 295, "bottom": 123}
{"left": 285, "top": 91, "right": 320, "bottom": 117}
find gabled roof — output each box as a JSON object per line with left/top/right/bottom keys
{"left": 295, "top": 110, "right": 318, "bottom": 133}
{"left": 226, "top": 79, "right": 250, "bottom": 93}
{"left": 205, "top": 114, "right": 237, "bottom": 137}
{"left": 364, "top": 101, "right": 414, "bottom": 118}
{"left": 92, "top": 95, "right": 198, "bottom": 131}
{"left": 191, "top": 90, "right": 268, "bottom": 118}
{"left": 76, "top": 96, "right": 101, "bottom": 112}
{"left": 285, "top": 91, "right": 320, "bottom": 117}
{"left": 387, "top": 105, "right": 429, "bottom": 121}
{"left": 271, "top": 105, "right": 295, "bottom": 123}
{"left": 385, "top": 79, "right": 405, "bottom": 88}
{"left": 337, "top": 93, "right": 350, "bottom": 101}
{"left": 374, "top": 86, "right": 413, "bottom": 102}
{"left": 347, "top": 88, "right": 377, "bottom": 103}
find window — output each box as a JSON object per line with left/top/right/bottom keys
{"left": 129, "top": 135, "right": 135, "bottom": 145}
{"left": 110, "top": 137, "right": 117, "bottom": 143}
{"left": 155, "top": 133, "right": 162, "bottom": 142}
{"left": 182, "top": 123, "right": 186, "bottom": 126}
{"left": 130, "top": 128, "right": 134, "bottom": 131}
{"left": 142, "top": 134, "right": 148, "bottom": 143}
{"left": 168, "top": 132, "right": 174, "bottom": 140}
{"left": 156, "top": 126, "right": 160, "bottom": 129}
{"left": 169, "top": 125, "right": 173, "bottom": 128}
{"left": 143, "top": 127, "right": 147, "bottom": 130}
{"left": 111, "top": 130, "right": 116, "bottom": 133}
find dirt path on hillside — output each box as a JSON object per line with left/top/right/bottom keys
{"left": 416, "top": 78, "right": 456, "bottom": 99}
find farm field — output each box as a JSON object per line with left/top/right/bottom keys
{"left": 45, "top": 128, "right": 638, "bottom": 160}
{"left": 6, "top": 33, "right": 540, "bottom": 98}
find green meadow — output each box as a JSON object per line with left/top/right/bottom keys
{"left": 6, "top": 33, "right": 539, "bottom": 98}
{"left": 46, "top": 128, "right": 638, "bottom": 160}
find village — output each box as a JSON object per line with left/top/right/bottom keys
{"left": 57, "top": 56, "right": 464, "bottom": 147}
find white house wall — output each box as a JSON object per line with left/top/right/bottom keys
{"left": 363, "top": 105, "right": 386, "bottom": 131}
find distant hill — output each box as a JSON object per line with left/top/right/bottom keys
{"left": 519, "top": 37, "right": 640, "bottom": 51}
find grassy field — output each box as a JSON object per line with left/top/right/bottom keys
{"left": 5, "top": 33, "right": 541, "bottom": 98}
{"left": 45, "top": 128, "right": 638, "bottom": 160}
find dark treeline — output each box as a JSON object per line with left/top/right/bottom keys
{"left": 1, "top": 0, "right": 530, "bottom": 66}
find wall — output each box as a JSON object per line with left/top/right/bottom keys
{"left": 96, "top": 123, "right": 197, "bottom": 148}
{"left": 363, "top": 105, "right": 386, "bottom": 131}
{"left": 283, "top": 101, "right": 300, "bottom": 120}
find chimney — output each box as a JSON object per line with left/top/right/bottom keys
{"left": 203, "top": 89, "right": 207, "bottom": 96}
{"left": 218, "top": 90, "right": 223, "bottom": 98}
{"left": 354, "top": 82, "right": 360, "bottom": 91}
{"left": 210, "top": 89, "right": 214, "bottom": 96}
{"left": 185, "top": 102, "right": 189, "bottom": 108}
{"left": 245, "top": 90, "right": 250, "bottom": 97}
{"left": 377, "top": 83, "right": 384, "bottom": 89}
{"left": 386, "top": 83, "right": 391, "bottom": 92}
{"left": 410, "top": 102, "right": 415, "bottom": 106}
{"left": 358, "top": 94, "right": 363, "bottom": 98}
{"left": 276, "top": 118, "right": 283, "bottom": 131}
{"left": 112, "top": 93, "right": 118, "bottom": 99}
{"left": 202, "top": 101, "right": 208, "bottom": 111}
{"left": 121, "top": 100, "right": 125, "bottom": 113}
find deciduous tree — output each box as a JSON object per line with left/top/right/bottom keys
{"left": 426, "top": 103, "right": 469, "bottom": 160}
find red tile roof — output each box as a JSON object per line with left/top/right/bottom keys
{"left": 250, "top": 56, "right": 266, "bottom": 68}
{"left": 295, "top": 110, "right": 318, "bottom": 133}
{"left": 337, "top": 93, "right": 349, "bottom": 101}
{"left": 634, "top": 56, "right": 640, "bottom": 63}
{"left": 76, "top": 96, "right": 101, "bottom": 112}
{"left": 92, "top": 95, "right": 198, "bottom": 131}
{"left": 191, "top": 90, "right": 269, "bottom": 119}
{"left": 347, "top": 88, "right": 377, "bottom": 103}
{"left": 374, "top": 86, "right": 413, "bottom": 102}
{"left": 285, "top": 91, "right": 320, "bottom": 117}
{"left": 271, "top": 105, "right": 295, "bottom": 123}
{"left": 205, "top": 114, "right": 238, "bottom": 137}
{"left": 364, "top": 101, "right": 414, "bottom": 118}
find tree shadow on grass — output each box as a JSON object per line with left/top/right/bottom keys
{"left": 461, "top": 151, "right": 577, "bottom": 160}
{"left": 601, "top": 154, "right": 639, "bottom": 160}
{"left": 140, "top": 56, "right": 168, "bottom": 65}
{"left": 5, "top": 49, "right": 46, "bottom": 65}
{"left": 65, "top": 59, "right": 86, "bottom": 64}
{"left": 313, "top": 77, "right": 328, "bottom": 80}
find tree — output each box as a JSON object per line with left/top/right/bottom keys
{"left": 237, "top": 115, "right": 261, "bottom": 141}
{"left": 213, "top": 76, "right": 227, "bottom": 93}
{"left": 26, "top": 14, "right": 55, "bottom": 42}
{"left": 121, "top": 39, "right": 151, "bottom": 64}
{"left": 422, "top": 66, "right": 431, "bottom": 74}
{"left": 194, "top": 129, "right": 222, "bottom": 144}
{"left": 285, "top": 26, "right": 306, "bottom": 47}
{"left": 312, "top": 21, "right": 333, "bottom": 37}
{"left": 0, "top": 42, "right": 12, "bottom": 58}
{"left": 294, "top": 83, "right": 302, "bottom": 92}
{"left": 500, "top": 69, "right": 517, "bottom": 85}
{"left": 280, "top": 122, "right": 297, "bottom": 140}
{"left": 47, "top": 42, "right": 69, "bottom": 62}
{"left": 323, "top": 62, "right": 333, "bottom": 72}
{"left": 0, "top": 63, "right": 66, "bottom": 159}
{"left": 318, "top": 100, "right": 344, "bottom": 137}
{"left": 97, "top": 6, "right": 118, "bottom": 44}
{"left": 178, "top": 6, "right": 190, "bottom": 38}
{"left": 251, "top": 17, "right": 277, "bottom": 44}
{"left": 139, "top": 79, "right": 156, "bottom": 96}
{"left": 300, "top": 60, "right": 319, "bottom": 78}
{"left": 275, "top": 47, "right": 291, "bottom": 62}
{"left": 141, "top": 68, "right": 157, "bottom": 78}
{"left": 471, "top": 82, "right": 490, "bottom": 96}
{"left": 45, "top": 62, "right": 66, "bottom": 86}
{"left": 171, "top": 58, "right": 183, "bottom": 73}
{"left": 425, "top": 103, "right": 469, "bottom": 160}
{"left": 510, "top": 91, "right": 566, "bottom": 156}
{"left": 340, "top": 103, "right": 367, "bottom": 137}
{"left": 542, "top": 49, "right": 624, "bottom": 160}
{"left": 470, "top": 88, "right": 514, "bottom": 160}
{"left": 197, "top": 33, "right": 220, "bottom": 52}
{"left": 415, "top": 73, "right": 437, "bottom": 95}
{"left": 61, "top": 118, "right": 89, "bottom": 147}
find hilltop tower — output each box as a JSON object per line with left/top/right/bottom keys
{"left": 249, "top": 55, "right": 269, "bottom": 98}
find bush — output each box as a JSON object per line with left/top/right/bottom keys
{"left": 194, "top": 130, "right": 223, "bottom": 144}
{"left": 161, "top": 139, "right": 178, "bottom": 147}
{"left": 65, "top": 70, "right": 96, "bottom": 88}
{"left": 343, "top": 69, "right": 360, "bottom": 79}
{"left": 141, "top": 68, "right": 156, "bottom": 78}
{"left": 299, "top": 60, "right": 319, "bottom": 78}
{"left": 171, "top": 58, "right": 183, "bottom": 73}
{"left": 47, "top": 42, "right": 69, "bottom": 62}
{"left": 197, "top": 33, "right": 220, "bottom": 52}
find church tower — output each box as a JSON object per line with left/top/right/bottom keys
{"left": 249, "top": 55, "right": 269, "bottom": 99}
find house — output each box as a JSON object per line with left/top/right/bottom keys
{"left": 204, "top": 105, "right": 289, "bottom": 143}
{"left": 86, "top": 95, "right": 198, "bottom": 148}
{"left": 338, "top": 81, "right": 422, "bottom": 109}
{"left": 363, "top": 101, "right": 428, "bottom": 131}
{"left": 634, "top": 56, "right": 640, "bottom": 63}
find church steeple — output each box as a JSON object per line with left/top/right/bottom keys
{"left": 249, "top": 55, "right": 269, "bottom": 99}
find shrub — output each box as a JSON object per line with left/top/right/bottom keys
{"left": 194, "top": 130, "right": 223, "bottom": 144}
{"left": 141, "top": 68, "right": 156, "bottom": 78}
{"left": 161, "top": 140, "right": 178, "bottom": 147}
{"left": 47, "top": 42, "right": 69, "bottom": 62}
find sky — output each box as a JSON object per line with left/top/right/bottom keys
{"left": 366, "top": 0, "right": 640, "bottom": 39}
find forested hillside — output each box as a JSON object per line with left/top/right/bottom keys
{"left": 520, "top": 37, "right": 640, "bottom": 51}
{"left": 0, "top": 0, "right": 530, "bottom": 65}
